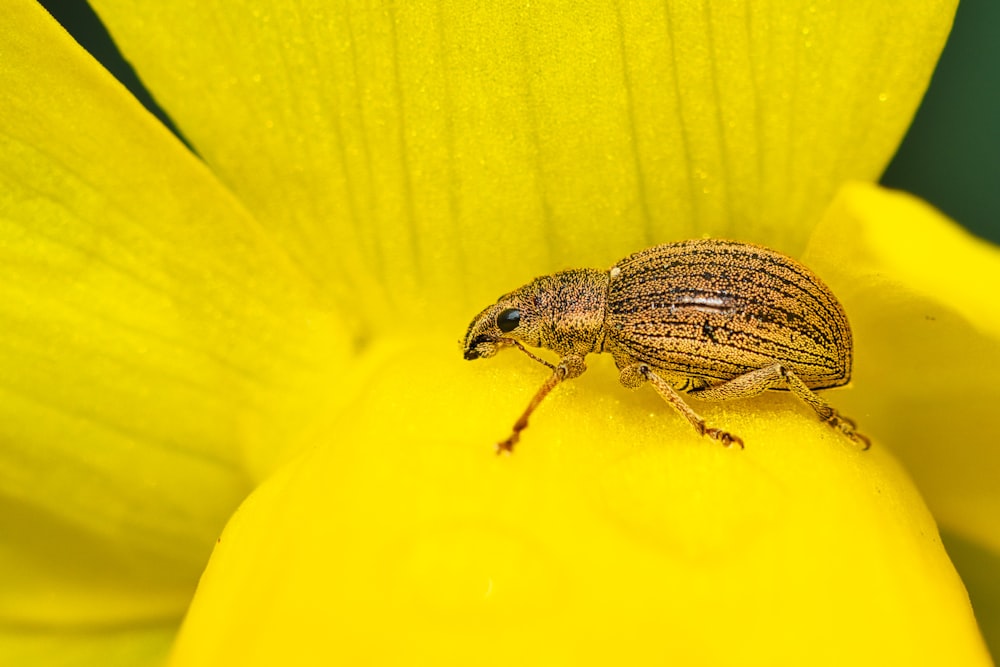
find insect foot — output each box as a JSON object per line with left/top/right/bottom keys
{"left": 822, "top": 411, "right": 872, "bottom": 451}
{"left": 701, "top": 427, "right": 745, "bottom": 450}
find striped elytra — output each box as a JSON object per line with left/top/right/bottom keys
{"left": 605, "top": 239, "right": 851, "bottom": 390}
{"left": 463, "top": 239, "right": 868, "bottom": 453}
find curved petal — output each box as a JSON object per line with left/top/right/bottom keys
{"left": 91, "top": 0, "right": 957, "bottom": 324}
{"left": 0, "top": 0, "right": 346, "bottom": 630}
{"left": 803, "top": 182, "right": 1000, "bottom": 553}
{"left": 0, "top": 625, "right": 173, "bottom": 667}
{"left": 169, "top": 341, "right": 989, "bottom": 665}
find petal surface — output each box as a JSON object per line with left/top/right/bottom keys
{"left": 0, "top": 625, "right": 173, "bottom": 667}
{"left": 169, "top": 340, "right": 990, "bottom": 666}
{"left": 803, "top": 182, "right": 1000, "bottom": 553}
{"left": 91, "top": 0, "right": 957, "bottom": 326}
{"left": 0, "top": 0, "right": 345, "bottom": 630}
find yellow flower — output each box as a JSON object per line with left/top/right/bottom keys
{"left": 0, "top": 0, "right": 996, "bottom": 665}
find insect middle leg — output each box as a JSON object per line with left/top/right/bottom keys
{"left": 618, "top": 363, "right": 744, "bottom": 449}
{"left": 688, "top": 363, "right": 870, "bottom": 450}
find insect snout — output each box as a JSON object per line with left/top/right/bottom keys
{"left": 464, "top": 335, "right": 503, "bottom": 360}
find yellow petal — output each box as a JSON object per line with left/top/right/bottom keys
{"left": 91, "top": 0, "right": 957, "bottom": 324}
{"left": 169, "top": 340, "right": 990, "bottom": 666}
{"left": 0, "top": 0, "right": 345, "bottom": 628}
{"left": 0, "top": 626, "right": 173, "bottom": 667}
{"left": 802, "top": 182, "right": 1000, "bottom": 554}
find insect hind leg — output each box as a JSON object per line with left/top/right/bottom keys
{"left": 689, "top": 364, "right": 870, "bottom": 450}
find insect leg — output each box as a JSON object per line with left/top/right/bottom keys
{"left": 689, "top": 364, "right": 870, "bottom": 450}
{"left": 497, "top": 354, "right": 586, "bottom": 454}
{"left": 619, "top": 363, "right": 744, "bottom": 449}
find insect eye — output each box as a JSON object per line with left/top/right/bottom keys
{"left": 496, "top": 308, "right": 521, "bottom": 333}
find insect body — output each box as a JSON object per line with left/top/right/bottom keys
{"left": 463, "top": 239, "right": 869, "bottom": 453}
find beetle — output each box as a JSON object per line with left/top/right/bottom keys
{"left": 462, "top": 238, "right": 869, "bottom": 453}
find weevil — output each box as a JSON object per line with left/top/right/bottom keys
{"left": 462, "top": 239, "right": 869, "bottom": 453}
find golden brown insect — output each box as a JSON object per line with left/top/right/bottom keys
{"left": 463, "top": 239, "right": 869, "bottom": 453}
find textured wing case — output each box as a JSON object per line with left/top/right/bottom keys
{"left": 605, "top": 239, "right": 852, "bottom": 388}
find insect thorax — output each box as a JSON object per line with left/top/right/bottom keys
{"left": 529, "top": 268, "right": 610, "bottom": 356}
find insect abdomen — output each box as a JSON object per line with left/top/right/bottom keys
{"left": 605, "top": 239, "right": 851, "bottom": 388}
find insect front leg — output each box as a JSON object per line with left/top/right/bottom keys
{"left": 497, "top": 353, "right": 587, "bottom": 455}
{"left": 689, "top": 364, "right": 870, "bottom": 450}
{"left": 618, "top": 363, "right": 744, "bottom": 449}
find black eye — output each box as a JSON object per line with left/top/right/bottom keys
{"left": 496, "top": 308, "right": 521, "bottom": 333}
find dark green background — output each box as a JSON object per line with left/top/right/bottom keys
{"left": 36, "top": 0, "right": 1000, "bottom": 244}
{"left": 880, "top": 0, "right": 1000, "bottom": 244}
